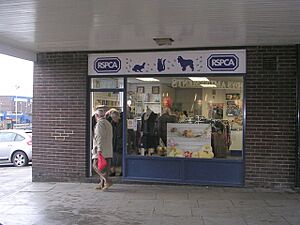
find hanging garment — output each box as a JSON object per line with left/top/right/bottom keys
{"left": 141, "top": 111, "right": 158, "bottom": 149}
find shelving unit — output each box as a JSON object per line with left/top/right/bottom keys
{"left": 93, "top": 92, "right": 121, "bottom": 109}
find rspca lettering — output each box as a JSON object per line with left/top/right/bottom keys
{"left": 207, "top": 54, "right": 239, "bottom": 71}
{"left": 94, "top": 57, "right": 121, "bottom": 73}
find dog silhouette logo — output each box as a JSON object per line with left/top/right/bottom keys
{"left": 132, "top": 62, "right": 146, "bottom": 72}
{"left": 177, "top": 56, "right": 194, "bottom": 71}
{"left": 157, "top": 58, "right": 166, "bottom": 72}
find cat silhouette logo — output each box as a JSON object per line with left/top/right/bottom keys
{"left": 94, "top": 57, "right": 121, "bottom": 73}
{"left": 207, "top": 54, "right": 238, "bottom": 71}
{"left": 157, "top": 58, "right": 166, "bottom": 72}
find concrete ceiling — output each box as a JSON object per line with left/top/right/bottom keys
{"left": 0, "top": 0, "right": 299, "bottom": 60}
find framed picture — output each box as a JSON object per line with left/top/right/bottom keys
{"left": 137, "top": 86, "right": 144, "bottom": 93}
{"left": 226, "top": 93, "right": 240, "bottom": 100}
{"left": 152, "top": 86, "right": 160, "bottom": 94}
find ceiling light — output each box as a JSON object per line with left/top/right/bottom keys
{"left": 136, "top": 78, "right": 160, "bottom": 82}
{"left": 188, "top": 77, "right": 209, "bottom": 82}
{"left": 153, "top": 37, "right": 174, "bottom": 46}
{"left": 200, "top": 84, "right": 217, "bottom": 88}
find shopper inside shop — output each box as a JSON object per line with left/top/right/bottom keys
{"left": 109, "top": 110, "right": 123, "bottom": 176}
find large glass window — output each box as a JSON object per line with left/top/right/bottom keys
{"left": 126, "top": 76, "right": 243, "bottom": 159}
{"left": 91, "top": 78, "right": 124, "bottom": 89}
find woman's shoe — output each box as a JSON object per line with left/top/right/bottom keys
{"left": 102, "top": 182, "right": 113, "bottom": 191}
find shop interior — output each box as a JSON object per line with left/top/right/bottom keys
{"left": 91, "top": 76, "right": 244, "bottom": 165}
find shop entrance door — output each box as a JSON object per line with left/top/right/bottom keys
{"left": 88, "top": 78, "right": 125, "bottom": 177}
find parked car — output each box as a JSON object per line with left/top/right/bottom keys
{"left": 0, "top": 129, "right": 32, "bottom": 167}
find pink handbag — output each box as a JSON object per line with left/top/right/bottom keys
{"left": 98, "top": 152, "right": 107, "bottom": 171}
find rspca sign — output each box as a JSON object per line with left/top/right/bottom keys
{"left": 88, "top": 50, "right": 245, "bottom": 75}
{"left": 207, "top": 54, "right": 239, "bottom": 71}
{"left": 94, "top": 57, "right": 121, "bottom": 73}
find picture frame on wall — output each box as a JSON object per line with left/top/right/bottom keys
{"left": 137, "top": 86, "right": 145, "bottom": 93}
{"left": 152, "top": 86, "right": 160, "bottom": 94}
{"left": 226, "top": 93, "right": 240, "bottom": 100}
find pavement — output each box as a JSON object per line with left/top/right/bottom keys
{"left": 0, "top": 166, "right": 300, "bottom": 225}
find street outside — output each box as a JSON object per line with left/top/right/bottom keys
{"left": 0, "top": 166, "right": 300, "bottom": 225}
{"left": 0, "top": 165, "right": 32, "bottom": 200}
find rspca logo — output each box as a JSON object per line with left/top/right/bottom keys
{"left": 94, "top": 57, "right": 121, "bottom": 73}
{"left": 207, "top": 54, "right": 239, "bottom": 71}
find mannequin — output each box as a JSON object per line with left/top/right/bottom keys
{"left": 158, "top": 107, "right": 178, "bottom": 146}
{"left": 141, "top": 107, "right": 158, "bottom": 150}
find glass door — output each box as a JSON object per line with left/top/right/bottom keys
{"left": 89, "top": 78, "right": 125, "bottom": 177}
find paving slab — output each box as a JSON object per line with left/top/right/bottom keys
{"left": 243, "top": 216, "right": 290, "bottom": 225}
{"left": 202, "top": 215, "right": 246, "bottom": 225}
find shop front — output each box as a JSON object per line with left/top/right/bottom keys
{"left": 88, "top": 50, "right": 246, "bottom": 186}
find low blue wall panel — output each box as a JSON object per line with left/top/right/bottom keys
{"left": 125, "top": 156, "right": 244, "bottom": 186}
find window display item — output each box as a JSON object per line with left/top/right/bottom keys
{"left": 167, "top": 123, "right": 211, "bottom": 158}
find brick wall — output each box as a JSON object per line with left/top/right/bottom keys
{"left": 32, "top": 52, "right": 88, "bottom": 182}
{"left": 245, "top": 46, "right": 297, "bottom": 188}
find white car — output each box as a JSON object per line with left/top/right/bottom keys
{"left": 0, "top": 129, "right": 32, "bottom": 167}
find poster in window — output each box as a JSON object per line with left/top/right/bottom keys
{"left": 167, "top": 123, "right": 212, "bottom": 158}
{"left": 152, "top": 86, "right": 160, "bottom": 94}
{"left": 226, "top": 100, "right": 241, "bottom": 116}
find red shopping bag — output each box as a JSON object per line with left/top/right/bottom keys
{"left": 98, "top": 152, "right": 107, "bottom": 171}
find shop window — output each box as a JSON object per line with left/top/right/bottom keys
{"left": 91, "top": 78, "right": 124, "bottom": 89}
{"left": 126, "top": 76, "right": 243, "bottom": 159}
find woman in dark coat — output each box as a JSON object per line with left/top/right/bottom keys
{"left": 109, "top": 110, "right": 123, "bottom": 176}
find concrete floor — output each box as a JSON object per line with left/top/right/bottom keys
{"left": 0, "top": 166, "right": 300, "bottom": 225}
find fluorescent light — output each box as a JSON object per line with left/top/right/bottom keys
{"left": 153, "top": 37, "right": 174, "bottom": 46}
{"left": 188, "top": 77, "right": 209, "bottom": 82}
{"left": 200, "top": 84, "right": 217, "bottom": 88}
{"left": 136, "top": 78, "right": 159, "bottom": 82}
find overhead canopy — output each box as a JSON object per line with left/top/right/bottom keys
{"left": 0, "top": 0, "right": 299, "bottom": 60}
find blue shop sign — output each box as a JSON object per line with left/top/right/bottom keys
{"left": 207, "top": 54, "right": 239, "bottom": 71}
{"left": 94, "top": 57, "right": 121, "bottom": 73}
